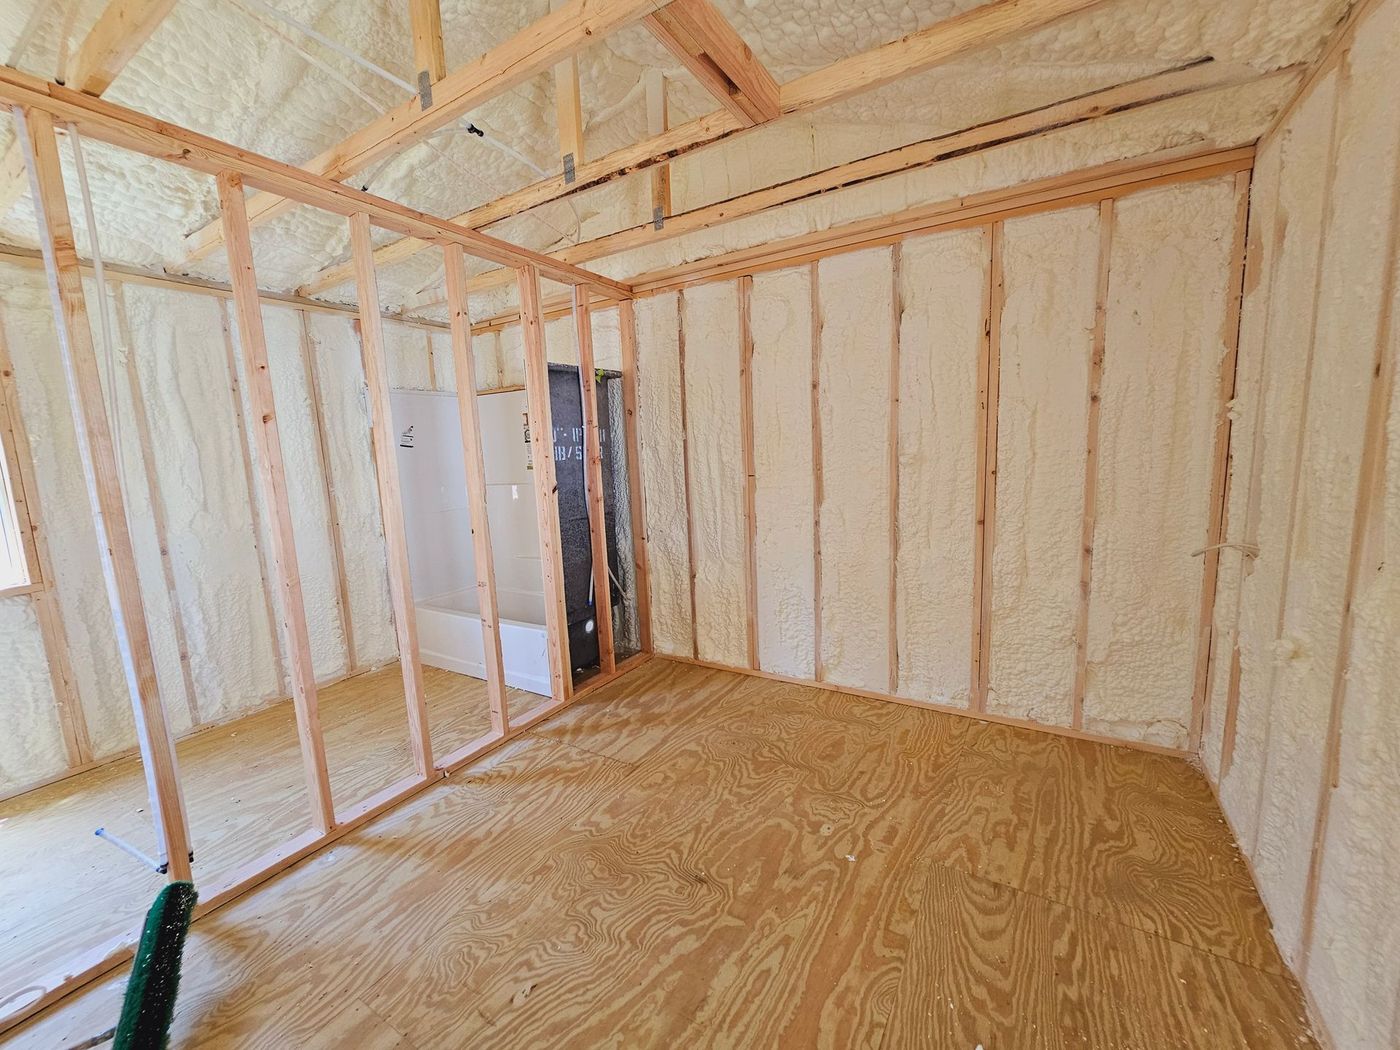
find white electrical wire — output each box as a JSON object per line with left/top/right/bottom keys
{"left": 67, "top": 124, "right": 122, "bottom": 463}
{"left": 54, "top": 0, "right": 81, "bottom": 83}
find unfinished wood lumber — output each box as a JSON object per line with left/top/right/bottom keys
{"left": 617, "top": 299, "right": 653, "bottom": 654}
{"left": 572, "top": 288, "right": 617, "bottom": 675}
{"left": 219, "top": 171, "right": 337, "bottom": 835}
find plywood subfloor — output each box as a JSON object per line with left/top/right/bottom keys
{"left": 3, "top": 660, "right": 1316, "bottom": 1049}
{"left": 0, "top": 664, "right": 540, "bottom": 998}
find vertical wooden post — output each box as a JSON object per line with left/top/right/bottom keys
{"left": 408, "top": 0, "right": 446, "bottom": 86}
{"left": 971, "top": 222, "right": 1004, "bottom": 711}
{"left": 617, "top": 299, "right": 652, "bottom": 653}
{"left": 517, "top": 264, "right": 572, "bottom": 701}
{"left": 422, "top": 328, "right": 438, "bottom": 390}
{"left": 810, "top": 260, "right": 824, "bottom": 682}
{"left": 218, "top": 299, "right": 288, "bottom": 696}
{"left": 677, "top": 288, "right": 699, "bottom": 660}
{"left": 739, "top": 275, "right": 758, "bottom": 670}
{"left": 112, "top": 284, "right": 201, "bottom": 730}
{"left": 17, "top": 105, "right": 192, "bottom": 878}
{"left": 218, "top": 171, "right": 336, "bottom": 834}
{"left": 645, "top": 70, "right": 671, "bottom": 225}
{"left": 571, "top": 287, "right": 616, "bottom": 675}
{"left": 887, "top": 244, "right": 903, "bottom": 694}
{"left": 0, "top": 304, "right": 92, "bottom": 768}
{"left": 297, "top": 309, "right": 357, "bottom": 676}
{"left": 551, "top": 0, "right": 584, "bottom": 176}
{"left": 348, "top": 212, "right": 434, "bottom": 775}
{"left": 444, "top": 244, "right": 509, "bottom": 734}
{"left": 1189, "top": 170, "right": 1252, "bottom": 750}
{"left": 1072, "top": 198, "right": 1114, "bottom": 729}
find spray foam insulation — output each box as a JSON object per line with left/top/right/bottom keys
{"left": 894, "top": 227, "right": 984, "bottom": 707}
{"left": 987, "top": 205, "right": 1099, "bottom": 726}
{"left": 634, "top": 292, "right": 692, "bottom": 658}
{"left": 1217, "top": 73, "right": 1338, "bottom": 849}
{"left": 680, "top": 281, "right": 748, "bottom": 668}
{"left": 749, "top": 266, "right": 816, "bottom": 680}
{"left": 0, "top": 595, "right": 66, "bottom": 789}
{"left": 1245, "top": 20, "right": 1400, "bottom": 969}
{"left": 818, "top": 247, "right": 894, "bottom": 693}
{"left": 1083, "top": 176, "right": 1238, "bottom": 748}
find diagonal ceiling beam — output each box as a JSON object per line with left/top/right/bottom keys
{"left": 0, "top": 0, "right": 177, "bottom": 217}
{"left": 408, "top": 0, "right": 446, "bottom": 86}
{"left": 300, "top": 0, "right": 1114, "bottom": 297}
{"left": 644, "top": 0, "right": 778, "bottom": 125}
{"left": 173, "top": 0, "right": 661, "bottom": 269}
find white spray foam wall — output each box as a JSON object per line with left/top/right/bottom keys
{"left": 1218, "top": 74, "right": 1338, "bottom": 848}
{"left": 634, "top": 292, "right": 692, "bottom": 657}
{"left": 680, "top": 281, "right": 748, "bottom": 668}
{"left": 894, "top": 228, "right": 983, "bottom": 707}
{"left": 750, "top": 266, "right": 816, "bottom": 679}
{"left": 1084, "top": 177, "right": 1237, "bottom": 748}
{"left": 1249, "top": 12, "right": 1400, "bottom": 966}
{"left": 261, "top": 305, "right": 351, "bottom": 682}
{"left": 383, "top": 319, "right": 434, "bottom": 390}
{"left": 818, "top": 248, "right": 894, "bottom": 692}
{"left": 0, "top": 596, "right": 66, "bottom": 789}
{"left": 304, "top": 311, "right": 397, "bottom": 668}
{"left": 987, "top": 206, "right": 1098, "bottom": 725}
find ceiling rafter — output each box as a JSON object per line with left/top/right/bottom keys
{"left": 299, "top": 0, "right": 1114, "bottom": 298}
{"left": 644, "top": 0, "right": 779, "bottom": 125}
{"left": 173, "top": 0, "right": 662, "bottom": 270}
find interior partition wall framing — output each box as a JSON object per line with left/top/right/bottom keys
{"left": 0, "top": 74, "right": 644, "bottom": 1035}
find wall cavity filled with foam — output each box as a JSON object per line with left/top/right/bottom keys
{"left": 631, "top": 173, "right": 1243, "bottom": 744}
{"left": 1199, "top": 0, "right": 1400, "bottom": 1044}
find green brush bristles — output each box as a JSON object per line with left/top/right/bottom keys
{"left": 112, "top": 881, "right": 198, "bottom": 1050}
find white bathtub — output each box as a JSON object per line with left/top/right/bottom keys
{"left": 416, "top": 585, "right": 551, "bottom": 697}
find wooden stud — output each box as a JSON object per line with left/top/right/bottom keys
{"left": 173, "top": 0, "right": 660, "bottom": 265}
{"left": 738, "top": 275, "right": 758, "bottom": 670}
{"left": 17, "top": 105, "right": 192, "bottom": 879}
{"left": 408, "top": 0, "right": 447, "bottom": 85}
{"left": 644, "top": 0, "right": 779, "bottom": 126}
{"left": 810, "top": 260, "right": 824, "bottom": 682}
{"left": 443, "top": 244, "right": 509, "bottom": 734}
{"left": 676, "top": 288, "right": 700, "bottom": 660}
{"left": 422, "top": 328, "right": 438, "bottom": 389}
{"left": 217, "top": 299, "right": 289, "bottom": 696}
{"left": 971, "top": 223, "right": 1003, "bottom": 711}
{"left": 644, "top": 70, "right": 671, "bottom": 223}
{"left": 887, "top": 243, "right": 902, "bottom": 695}
{"left": 297, "top": 309, "right": 358, "bottom": 676}
{"left": 112, "top": 284, "right": 201, "bottom": 730}
{"left": 1297, "top": 123, "right": 1400, "bottom": 974}
{"left": 0, "top": 304, "right": 92, "bottom": 767}
{"left": 550, "top": 0, "right": 585, "bottom": 174}
{"left": 218, "top": 171, "right": 337, "bottom": 835}
{"left": 571, "top": 287, "right": 616, "bottom": 675}
{"left": 348, "top": 212, "right": 435, "bottom": 775}
{"left": 1189, "top": 170, "right": 1252, "bottom": 750}
{"left": 517, "top": 263, "right": 573, "bottom": 700}
{"left": 617, "top": 299, "right": 653, "bottom": 653}
{"left": 1072, "top": 198, "right": 1114, "bottom": 729}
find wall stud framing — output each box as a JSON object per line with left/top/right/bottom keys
{"left": 677, "top": 288, "right": 700, "bottom": 660}
{"left": 887, "top": 243, "right": 903, "bottom": 695}
{"left": 518, "top": 263, "right": 573, "bottom": 700}
{"left": 297, "top": 309, "right": 358, "bottom": 675}
{"left": 443, "top": 244, "right": 509, "bottom": 734}
{"left": 617, "top": 299, "right": 653, "bottom": 653}
{"left": 644, "top": 70, "right": 671, "bottom": 224}
{"left": 422, "top": 327, "right": 438, "bottom": 389}
{"left": 349, "top": 212, "right": 434, "bottom": 777}
{"left": 738, "top": 274, "right": 758, "bottom": 669}
{"left": 1072, "top": 198, "right": 1114, "bottom": 729}
{"left": 0, "top": 304, "right": 92, "bottom": 767}
{"left": 571, "top": 286, "right": 616, "bottom": 675}
{"left": 217, "top": 298, "right": 289, "bottom": 696}
{"left": 971, "top": 222, "right": 1004, "bottom": 711}
{"left": 1189, "top": 170, "right": 1252, "bottom": 750}
{"left": 219, "top": 171, "right": 337, "bottom": 835}
{"left": 111, "top": 283, "right": 202, "bottom": 730}
{"left": 17, "top": 104, "right": 192, "bottom": 877}
{"left": 809, "top": 260, "right": 824, "bottom": 682}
